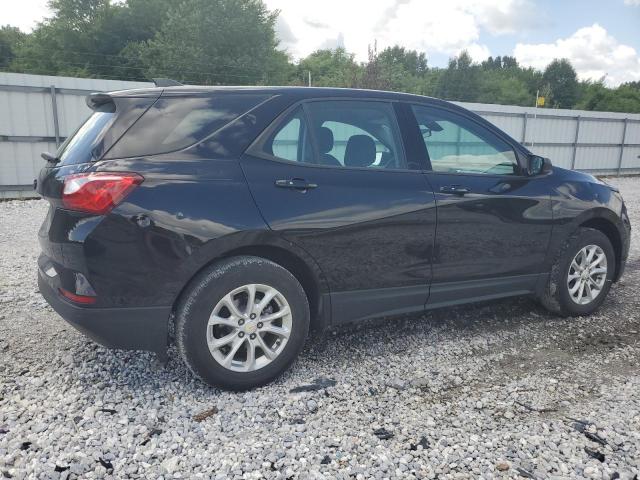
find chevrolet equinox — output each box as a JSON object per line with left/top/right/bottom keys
{"left": 36, "top": 86, "right": 631, "bottom": 390}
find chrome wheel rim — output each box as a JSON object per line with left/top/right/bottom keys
{"left": 567, "top": 244, "right": 608, "bottom": 305}
{"left": 207, "top": 284, "right": 292, "bottom": 372}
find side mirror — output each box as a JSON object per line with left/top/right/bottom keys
{"left": 527, "top": 155, "right": 552, "bottom": 176}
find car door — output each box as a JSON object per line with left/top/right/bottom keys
{"left": 241, "top": 99, "right": 436, "bottom": 324}
{"left": 405, "top": 103, "right": 553, "bottom": 307}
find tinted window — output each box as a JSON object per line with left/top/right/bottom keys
{"left": 56, "top": 96, "right": 158, "bottom": 166}
{"left": 412, "top": 105, "right": 519, "bottom": 175}
{"left": 264, "top": 107, "right": 314, "bottom": 163}
{"left": 306, "top": 101, "right": 406, "bottom": 169}
{"left": 57, "top": 109, "right": 115, "bottom": 166}
{"left": 106, "top": 94, "right": 269, "bottom": 159}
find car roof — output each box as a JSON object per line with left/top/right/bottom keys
{"left": 107, "top": 85, "right": 447, "bottom": 104}
{"left": 104, "top": 85, "right": 532, "bottom": 157}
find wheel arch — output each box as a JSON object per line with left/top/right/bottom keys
{"left": 578, "top": 215, "right": 623, "bottom": 281}
{"left": 170, "top": 235, "right": 331, "bottom": 334}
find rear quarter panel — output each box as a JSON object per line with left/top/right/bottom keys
{"left": 87, "top": 156, "right": 270, "bottom": 307}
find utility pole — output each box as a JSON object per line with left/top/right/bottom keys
{"left": 308, "top": 70, "right": 311, "bottom": 87}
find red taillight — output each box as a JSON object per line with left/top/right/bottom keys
{"left": 59, "top": 287, "right": 97, "bottom": 304}
{"left": 62, "top": 172, "right": 143, "bottom": 215}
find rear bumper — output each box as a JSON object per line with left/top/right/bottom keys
{"left": 38, "top": 271, "right": 171, "bottom": 359}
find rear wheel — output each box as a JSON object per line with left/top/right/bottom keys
{"left": 176, "top": 256, "right": 310, "bottom": 390}
{"left": 539, "top": 228, "right": 615, "bottom": 316}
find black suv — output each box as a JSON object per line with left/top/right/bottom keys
{"left": 36, "top": 86, "right": 631, "bottom": 390}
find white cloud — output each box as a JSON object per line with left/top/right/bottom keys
{"left": 624, "top": 0, "right": 640, "bottom": 5}
{"left": 265, "top": 0, "right": 540, "bottom": 62}
{"left": 460, "top": 43, "right": 492, "bottom": 62}
{"left": 2, "top": 0, "right": 51, "bottom": 31}
{"left": 514, "top": 24, "right": 640, "bottom": 86}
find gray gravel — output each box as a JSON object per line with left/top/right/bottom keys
{"left": 1, "top": 177, "right": 639, "bottom": 479}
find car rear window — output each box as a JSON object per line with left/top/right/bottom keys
{"left": 105, "top": 94, "right": 270, "bottom": 159}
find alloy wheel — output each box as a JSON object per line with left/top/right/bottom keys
{"left": 567, "top": 244, "right": 608, "bottom": 305}
{"left": 206, "top": 284, "right": 292, "bottom": 372}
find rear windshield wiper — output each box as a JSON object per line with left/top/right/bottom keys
{"left": 41, "top": 152, "right": 60, "bottom": 164}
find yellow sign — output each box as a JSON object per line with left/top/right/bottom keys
{"left": 537, "top": 96, "right": 545, "bottom": 107}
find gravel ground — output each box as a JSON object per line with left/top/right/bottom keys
{"left": 1, "top": 178, "right": 639, "bottom": 480}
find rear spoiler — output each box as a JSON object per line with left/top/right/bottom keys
{"left": 86, "top": 78, "right": 181, "bottom": 111}
{"left": 86, "top": 93, "right": 115, "bottom": 112}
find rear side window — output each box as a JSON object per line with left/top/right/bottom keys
{"left": 265, "top": 107, "right": 314, "bottom": 163}
{"left": 56, "top": 95, "right": 158, "bottom": 166}
{"left": 56, "top": 109, "right": 115, "bottom": 166}
{"left": 106, "top": 94, "right": 269, "bottom": 159}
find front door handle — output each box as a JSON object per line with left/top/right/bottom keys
{"left": 275, "top": 178, "right": 318, "bottom": 191}
{"left": 440, "top": 185, "right": 470, "bottom": 195}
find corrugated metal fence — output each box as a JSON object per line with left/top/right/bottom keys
{"left": 0, "top": 73, "right": 152, "bottom": 198}
{"left": 1, "top": 72, "right": 639, "bottom": 198}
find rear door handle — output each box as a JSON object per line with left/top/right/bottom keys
{"left": 440, "top": 185, "right": 470, "bottom": 195}
{"left": 275, "top": 178, "right": 318, "bottom": 191}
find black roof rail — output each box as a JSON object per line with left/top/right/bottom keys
{"left": 152, "top": 78, "right": 184, "bottom": 87}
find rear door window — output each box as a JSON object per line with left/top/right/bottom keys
{"left": 259, "top": 100, "right": 408, "bottom": 170}
{"left": 106, "top": 94, "right": 270, "bottom": 159}
{"left": 306, "top": 101, "right": 407, "bottom": 169}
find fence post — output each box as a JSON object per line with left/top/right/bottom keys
{"left": 616, "top": 118, "right": 628, "bottom": 177}
{"left": 570, "top": 115, "right": 581, "bottom": 170}
{"left": 50, "top": 85, "right": 60, "bottom": 148}
{"left": 522, "top": 112, "right": 528, "bottom": 145}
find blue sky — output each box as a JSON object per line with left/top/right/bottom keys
{"left": 267, "top": 0, "right": 640, "bottom": 86}
{"left": 6, "top": 0, "right": 640, "bottom": 86}
{"left": 427, "top": 0, "right": 640, "bottom": 69}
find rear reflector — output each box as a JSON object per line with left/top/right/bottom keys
{"left": 59, "top": 287, "right": 97, "bottom": 304}
{"left": 62, "top": 172, "right": 143, "bottom": 215}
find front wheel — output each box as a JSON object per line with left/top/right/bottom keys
{"left": 539, "top": 227, "right": 615, "bottom": 316}
{"left": 176, "top": 256, "right": 310, "bottom": 390}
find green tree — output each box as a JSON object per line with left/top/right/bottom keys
{"left": 297, "top": 48, "right": 360, "bottom": 87}
{"left": 134, "top": 0, "right": 280, "bottom": 84}
{"left": 481, "top": 56, "right": 500, "bottom": 70}
{"left": 501, "top": 56, "right": 518, "bottom": 69}
{"left": 477, "top": 71, "right": 531, "bottom": 105}
{"left": 5, "top": 4, "right": 640, "bottom": 114}
{"left": 358, "top": 43, "right": 392, "bottom": 91}
{"left": 0, "top": 26, "right": 26, "bottom": 70}
{"left": 436, "top": 51, "right": 480, "bottom": 102}
{"left": 621, "top": 80, "right": 640, "bottom": 91}
{"left": 378, "top": 46, "right": 427, "bottom": 76}
{"left": 263, "top": 49, "right": 296, "bottom": 85}
{"left": 11, "top": 0, "right": 155, "bottom": 79}
{"left": 577, "top": 81, "right": 640, "bottom": 113}
{"left": 377, "top": 45, "right": 430, "bottom": 94}
{"left": 542, "top": 59, "right": 578, "bottom": 108}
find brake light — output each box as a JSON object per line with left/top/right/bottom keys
{"left": 62, "top": 172, "right": 143, "bottom": 214}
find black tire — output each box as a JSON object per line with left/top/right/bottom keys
{"left": 539, "top": 227, "right": 615, "bottom": 316}
{"left": 176, "top": 256, "right": 310, "bottom": 390}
